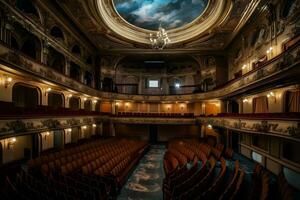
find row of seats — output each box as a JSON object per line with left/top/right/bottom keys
{"left": 163, "top": 139, "right": 245, "bottom": 200}
{"left": 5, "top": 138, "right": 149, "bottom": 200}
{"left": 117, "top": 112, "right": 194, "bottom": 118}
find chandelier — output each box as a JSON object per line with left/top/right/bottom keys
{"left": 149, "top": 25, "right": 170, "bottom": 50}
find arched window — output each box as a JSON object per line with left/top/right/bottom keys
{"left": 84, "top": 71, "right": 93, "bottom": 87}
{"left": 48, "top": 92, "right": 64, "bottom": 108}
{"left": 71, "top": 44, "right": 81, "bottom": 55}
{"left": 48, "top": 47, "right": 65, "bottom": 73}
{"left": 16, "top": 0, "right": 39, "bottom": 17}
{"left": 70, "top": 62, "right": 81, "bottom": 81}
{"left": 50, "top": 26, "right": 64, "bottom": 40}
{"left": 84, "top": 100, "right": 92, "bottom": 111}
{"left": 69, "top": 97, "right": 80, "bottom": 110}
{"left": 12, "top": 84, "right": 39, "bottom": 107}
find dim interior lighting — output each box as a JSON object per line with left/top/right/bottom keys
{"left": 242, "top": 64, "right": 247, "bottom": 69}
{"left": 115, "top": 102, "right": 119, "bottom": 106}
{"left": 93, "top": 124, "right": 97, "bottom": 128}
{"left": 83, "top": 98, "right": 87, "bottom": 101}
{"left": 8, "top": 137, "right": 16, "bottom": 149}
{"left": 47, "top": 88, "right": 52, "bottom": 92}
{"left": 46, "top": 132, "right": 50, "bottom": 136}
{"left": 267, "top": 92, "right": 275, "bottom": 98}
{"left": 175, "top": 83, "right": 181, "bottom": 88}
{"left": 82, "top": 126, "right": 87, "bottom": 130}
{"left": 67, "top": 128, "right": 72, "bottom": 132}
{"left": 243, "top": 99, "right": 249, "bottom": 103}
{"left": 4, "top": 76, "right": 12, "bottom": 88}
{"left": 7, "top": 77, "right": 12, "bottom": 82}
{"left": 68, "top": 94, "right": 73, "bottom": 98}
{"left": 208, "top": 124, "right": 212, "bottom": 129}
{"left": 266, "top": 47, "right": 273, "bottom": 54}
{"left": 93, "top": 100, "right": 98, "bottom": 103}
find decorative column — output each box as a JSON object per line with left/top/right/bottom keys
{"left": 65, "top": 58, "right": 71, "bottom": 76}
{"left": 41, "top": 40, "right": 49, "bottom": 65}
{"left": 238, "top": 99, "right": 243, "bottom": 114}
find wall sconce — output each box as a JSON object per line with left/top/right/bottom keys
{"left": 93, "top": 124, "right": 97, "bottom": 128}
{"left": 67, "top": 128, "right": 72, "bottom": 132}
{"left": 266, "top": 47, "right": 273, "bottom": 54}
{"left": 44, "top": 132, "right": 50, "bottom": 140}
{"left": 83, "top": 98, "right": 87, "bottom": 101}
{"left": 82, "top": 126, "right": 87, "bottom": 130}
{"left": 167, "top": 106, "right": 171, "bottom": 110}
{"left": 4, "top": 76, "right": 12, "bottom": 88}
{"left": 207, "top": 124, "right": 212, "bottom": 129}
{"left": 45, "top": 88, "right": 52, "bottom": 96}
{"left": 242, "top": 64, "right": 247, "bottom": 70}
{"left": 115, "top": 102, "right": 119, "bottom": 107}
{"left": 243, "top": 99, "right": 249, "bottom": 103}
{"left": 8, "top": 137, "right": 16, "bottom": 150}
{"left": 68, "top": 94, "right": 73, "bottom": 98}
{"left": 267, "top": 92, "right": 276, "bottom": 102}
{"left": 93, "top": 100, "right": 97, "bottom": 104}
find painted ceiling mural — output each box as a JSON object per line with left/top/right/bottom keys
{"left": 113, "top": 0, "right": 209, "bottom": 30}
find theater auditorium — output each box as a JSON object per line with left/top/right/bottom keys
{"left": 0, "top": 0, "right": 299, "bottom": 199}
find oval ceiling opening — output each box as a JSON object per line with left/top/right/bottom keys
{"left": 113, "top": 0, "right": 209, "bottom": 30}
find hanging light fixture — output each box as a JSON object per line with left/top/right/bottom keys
{"left": 149, "top": 24, "right": 170, "bottom": 50}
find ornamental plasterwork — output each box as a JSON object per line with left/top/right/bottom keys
{"left": 198, "top": 117, "right": 300, "bottom": 141}
{"left": 54, "top": 0, "right": 261, "bottom": 51}
{"left": 0, "top": 116, "right": 103, "bottom": 136}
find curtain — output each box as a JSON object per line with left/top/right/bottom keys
{"left": 253, "top": 96, "right": 268, "bottom": 113}
{"left": 286, "top": 91, "right": 300, "bottom": 112}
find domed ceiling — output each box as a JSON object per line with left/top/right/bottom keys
{"left": 51, "top": 0, "right": 262, "bottom": 53}
{"left": 113, "top": 0, "right": 208, "bottom": 30}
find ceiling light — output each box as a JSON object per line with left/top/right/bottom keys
{"left": 149, "top": 25, "right": 170, "bottom": 50}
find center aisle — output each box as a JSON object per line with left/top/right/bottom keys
{"left": 117, "top": 145, "right": 166, "bottom": 200}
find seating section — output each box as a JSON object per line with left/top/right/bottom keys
{"left": 5, "top": 138, "right": 149, "bottom": 200}
{"left": 0, "top": 101, "right": 106, "bottom": 117}
{"left": 117, "top": 112, "right": 194, "bottom": 118}
{"left": 163, "top": 139, "right": 245, "bottom": 200}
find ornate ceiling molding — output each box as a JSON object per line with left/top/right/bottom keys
{"left": 87, "top": 0, "right": 233, "bottom": 45}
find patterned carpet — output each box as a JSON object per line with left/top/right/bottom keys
{"left": 117, "top": 145, "right": 165, "bottom": 200}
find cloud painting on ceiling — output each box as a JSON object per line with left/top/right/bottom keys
{"left": 113, "top": 0, "right": 208, "bottom": 30}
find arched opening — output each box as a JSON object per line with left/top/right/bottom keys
{"left": 71, "top": 44, "right": 81, "bottom": 55}
{"left": 48, "top": 92, "right": 64, "bottom": 108}
{"left": 285, "top": 90, "right": 300, "bottom": 112}
{"left": 84, "top": 100, "right": 92, "bottom": 112}
{"left": 21, "top": 37, "right": 41, "bottom": 60}
{"left": 11, "top": 36, "right": 20, "bottom": 50}
{"left": 95, "top": 101, "right": 101, "bottom": 112}
{"left": 50, "top": 26, "right": 64, "bottom": 40}
{"left": 16, "top": 0, "right": 39, "bottom": 18}
{"left": 84, "top": 71, "right": 93, "bottom": 87}
{"left": 69, "top": 97, "right": 80, "bottom": 110}
{"left": 12, "top": 84, "right": 40, "bottom": 108}
{"left": 48, "top": 46, "right": 65, "bottom": 73}
{"left": 102, "top": 77, "right": 114, "bottom": 92}
{"left": 86, "top": 56, "right": 93, "bottom": 65}
{"left": 70, "top": 62, "right": 81, "bottom": 82}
